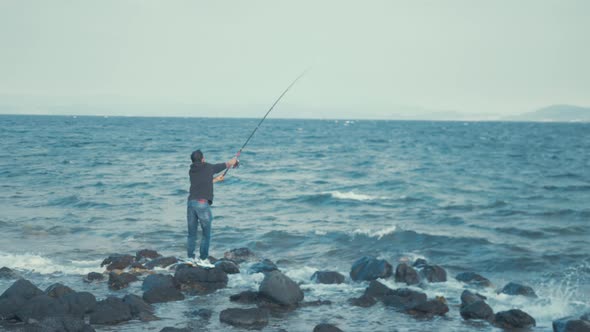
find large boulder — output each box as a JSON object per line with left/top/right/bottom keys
{"left": 394, "top": 263, "right": 420, "bottom": 285}
{"left": 311, "top": 271, "right": 346, "bottom": 285}
{"left": 174, "top": 265, "right": 228, "bottom": 294}
{"left": 0, "top": 279, "right": 44, "bottom": 320}
{"left": 230, "top": 291, "right": 261, "bottom": 304}
{"left": 123, "top": 294, "right": 158, "bottom": 321}
{"left": 350, "top": 256, "right": 393, "bottom": 281}
{"left": 553, "top": 317, "right": 590, "bottom": 332}
{"left": 15, "top": 294, "right": 68, "bottom": 322}
{"left": 101, "top": 254, "right": 135, "bottom": 271}
{"left": 382, "top": 288, "right": 427, "bottom": 310}
{"left": 413, "top": 258, "right": 428, "bottom": 268}
{"left": 0, "top": 267, "right": 19, "bottom": 279}
{"left": 499, "top": 282, "right": 537, "bottom": 298}
{"left": 89, "top": 296, "right": 133, "bottom": 325}
{"left": 460, "top": 290, "right": 494, "bottom": 321}
{"left": 142, "top": 274, "right": 184, "bottom": 304}
{"left": 44, "top": 283, "right": 75, "bottom": 298}
{"left": 313, "top": 323, "right": 344, "bottom": 332}
{"left": 408, "top": 297, "right": 449, "bottom": 316}
{"left": 249, "top": 259, "right": 279, "bottom": 274}
{"left": 349, "top": 294, "right": 377, "bottom": 307}
{"left": 364, "top": 280, "right": 394, "bottom": 300}
{"left": 419, "top": 264, "right": 447, "bottom": 282}
{"left": 108, "top": 272, "right": 138, "bottom": 290}
{"left": 59, "top": 291, "right": 97, "bottom": 318}
{"left": 136, "top": 249, "right": 161, "bottom": 261}
{"left": 224, "top": 248, "right": 257, "bottom": 263}
{"left": 23, "top": 316, "right": 95, "bottom": 332}
{"left": 455, "top": 272, "right": 492, "bottom": 288}
{"left": 215, "top": 260, "right": 240, "bottom": 274}
{"left": 144, "top": 256, "right": 178, "bottom": 270}
{"left": 494, "top": 309, "right": 536, "bottom": 329}
{"left": 84, "top": 272, "right": 105, "bottom": 283}
{"left": 219, "top": 307, "right": 269, "bottom": 329}
{"left": 259, "top": 270, "right": 304, "bottom": 307}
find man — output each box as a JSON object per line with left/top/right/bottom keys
{"left": 187, "top": 149, "right": 237, "bottom": 267}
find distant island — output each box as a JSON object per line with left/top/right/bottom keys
{"left": 506, "top": 105, "right": 590, "bottom": 122}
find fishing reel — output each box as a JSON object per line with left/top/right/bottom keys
{"left": 233, "top": 159, "right": 240, "bottom": 168}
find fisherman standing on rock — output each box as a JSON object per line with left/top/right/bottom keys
{"left": 186, "top": 149, "right": 237, "bottom": 267}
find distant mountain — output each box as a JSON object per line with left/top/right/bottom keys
{"left": 507, "top": 105, "right": 590, "bottom": 122}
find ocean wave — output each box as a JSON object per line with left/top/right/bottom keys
{"left": 0, "top": 251, "right": 101, "bottom": 275}
{"left": 352, "top": 225, "right": 397, "bottom": 239}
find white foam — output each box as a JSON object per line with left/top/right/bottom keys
{"left": 352, "top": 225, "right": 397, "bottom": 239}
{"left": 0, "top": 251, "right": 101, "bottom": 275}
{"left": 328, "top": 191, "right": 377, "bottom": 201}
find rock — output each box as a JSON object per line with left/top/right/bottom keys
{"left": 224, "top": 248, "right": 257, "bottom": 263}
{"left": 108, "top": 272, "right": 138, "bottom": 290}
{"left": 230, "top": 290, "right": 261, "bottom": 304}
{"left": 313, "top": 323, "right": 344, "bottom": 332}
{"left": 413, "top": 258, "right": 428, "bottom": 268}
{"left": 160, "top": 328, "right": 191, "bottom": 332}
{"left": 215, "top": 260, "right": 240, "bottom": 274}
{"left": 460, "top": 291, "right": 494, "bottom": 321}
{"left": 59, "top": 291, "right": 97, "bottom": 318}
{"left": 349, "top": 294, "right": 377, "bottom": 307}
{"left": 187, "top": 308, "right": 213, "bottom": 320}
{"left": 174, "top": 265, "right": 228, "bottom": 294}
{"left": 89, "top": 296, "right": 133, "bottom": 325}
{"left": 220, "top": 307, "right": 269, "bottom": 329}
{"left": 136, "top": 249, "right": 161, "bottom": 261}
{"left": 123, "top": 294, "right": 157, "bottom": 321}
{"left": 0, "top": 278, "right": 44, "bottom": 300}
{"left": 0, "top": 296, "right": 26, "bottom": 320}
{"left": 44, "top": 283, "right": 75, "bottom": 298}
{"left": 350, "top": 256, "right": 393, "bottom": 281}
{"left": 382, "top": 288, "right": 427, "bottom": 310}
{"left": 455, "top": 272, "right": 493, "bottom": 287}
{"left": 84, "top": 272, "right": 105, "bottom": 282}
{"left": 23, "top": 316, "right": 95, "bottom": 332}
{"left": 100, "top": 254, "right": 135, "bottom": 271}
{"left": 15, "top": 294, "right": 68, "bottom": 322}
{"left": 499, "top": 282, "right": 537, "bottom": 298}
{"left": 364, "top": 280, "right": 394, "bottom": 300}
{"left": 311, "top": 271, "right": 345, "bottom": 285}
{"left": 419, "top": 264, "right": 447, "bottom": 282}
{"left": 582, "top": 312, "right": 590, "bottom": 321}
{"left": 142, "top": 274, "right": 184, "bottom": 304}
{"left": 394, "top": 263, "right": 420, "bottom": 285}
{"left": 130, "top": 262, "right": 147, "bottom": 270}
{"left": 144, "top": 256, "right": 178, "bottom": 269}
{"left": 301, "top": 300, "right": 332, "bottom": 307}
{"left": 494, "top": 309, "right": 536, "bottom": 329}
{"left": 259, "top": 270, "right": 304, "bottom": 307}
{"left": 553, "top": 317, "right": 590, "bottom": 332}
{"left": 249, "top": 259, "right": 279, "bottom": 274}
{"left": 0, "top": 267, "right": 19, "bottom": 279}
{"left": 407, "top": 298, "right": 449, "bottom": 316}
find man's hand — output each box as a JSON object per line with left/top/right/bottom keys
{"left": 213, "top": 175, "right": 225, "bottom": 183}
{"left": 226, "top": 157, "right": 238, "bottom": 168}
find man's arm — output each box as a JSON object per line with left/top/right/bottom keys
{"left": 212, "top": 157, "right": 238, "bottom": 174}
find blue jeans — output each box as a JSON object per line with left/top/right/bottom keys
{"left": 187, "top": 200, "right": 213, "bottom": 259}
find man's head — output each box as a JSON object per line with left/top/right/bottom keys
{"left": 191, "top": 150, "right": 204, "bottom": 163}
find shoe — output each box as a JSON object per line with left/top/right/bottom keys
{"left": 196, "top": 258, "right": 215, "bottom": 268}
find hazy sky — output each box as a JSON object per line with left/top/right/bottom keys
{"left": 1, "top": 0, "right": 589, "bottom": 118}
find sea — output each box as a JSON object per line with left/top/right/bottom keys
{"left": 0, "top": 115, "right": 589, "bottom": 331}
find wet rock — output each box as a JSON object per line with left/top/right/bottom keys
{"left": 136, "top": 249, "right": 161, "bottom": 261}
{"left": 301, "top": 300, "right": 332, "bottom": 307}
{"left": 407, "top": 298, "right": 449, "bottom": 316}
{"left": 101, "top": 254, "right": 135, "bottom": 271}
{"left": 224, "top": 248, "right": 258, "bottom": 263}
{"left": 499, "top": 282, "right": 537, "bottom": 298}
{"left": 413, "top": 258, "right": 428, "bottom": 268}
{"left": 311, "top": 271, "right": 345, "bottom": 285}
{"left": 382, "top": 288, "right": 427, "bottom": 310}
{"left": 230, "top": 290, "right": 260, "bottom": 304}
{"left": 553, "top": 316, "right": 590, "bottom": 332}
{"left": 0, "top": 267, "right": 19, "bottom": 279}
{"left": 130, "top": 262, "right": 147, "bottom": 271}
{"left": 259, "top": 270, "right": 304, "bottom": 307}
{"left": 582, "top": 312, "right": 590, "bottom": 321}
{"left": 455, "top": 272, "right": 493, "bottom": 288}
{"left": 160, "top": 328, "right": 191, "bottom": 332}
{"left": 419, "top": 264, "right": 447, "bottom": 282}
{"left": 89, "top": 296, "right": 133, "bottom": 325}
{"left": 44, "top": 283, "right": 75, "bottom": 298}
{"left": 59, "top": 291, "right": 97, "bottom": 318}
{"left": 23, "top": 316, "right": 95, "bottom": 332}
{"left": 394, "top": 263, "right": 420, "bottom": 285}
{"left": 313, "top": 323, "right": 344, "bottom": 332}
{"left": 123, "top": 294, "right": 157, "bottom": 321}
{"left": 215, "top": 259, "right": 240, "bottom": 274}
{"left": 220, "top": 307, "right": 269, "bottom": 329}
{"left": 174, "top": 265, "right": 228, "bottom": 294}
{"left": 15, "top": 294, "right": 68, "bottom": 322}
{"left": 460, "top": 290, "right": 494, "bottom": 321}
{"left": 84, "top": 272, "right": 105, "bottom": 283}
{"left": 142, "top": 274, "right": 184, "bottom": 304}
{"left": 494, "top": 309, "right": 536, "bottom": 329}
{"left": 249, "top": 259, "right": 279, "bottom": 274}
{"left": 187, "top": 308, "right": 213, "bottom": 320}
{"left": 364, "top": 280, "right": 394, "bottom": 300}
{"left": 0, "top": 279, "right": 44, "bottom": 320}
{"left": 144, "top": 256, "right": 178, "bottom": 270}
{"left": 108, "top": 272, "right": 138, "bottom": 290}
{"left": 350, "top": 256, "right": 393, "bottom": 281}
{"left": 349, "top": 294, "right": 377, "bottom": 307}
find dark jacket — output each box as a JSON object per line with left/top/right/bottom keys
{"left": 188, "top": 162, "right": 227, "bottom": 204}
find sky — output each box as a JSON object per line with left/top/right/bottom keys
{"left": 0, "top": 0, "right": 589, "bottom": 119}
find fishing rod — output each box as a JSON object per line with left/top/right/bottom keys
{"left": 222, "top": 70, "right": 308, "bottom": 177}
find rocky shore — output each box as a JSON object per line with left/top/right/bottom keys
{"left": 0, "top": 249, "right": 588, "bottom": 331}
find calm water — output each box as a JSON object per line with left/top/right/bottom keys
{"left": 1, "top": 115, "right": 589, "bottom": 331}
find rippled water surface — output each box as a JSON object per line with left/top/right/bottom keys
{"left": 1, "top": 115, "right": 589, "bottom": 331}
